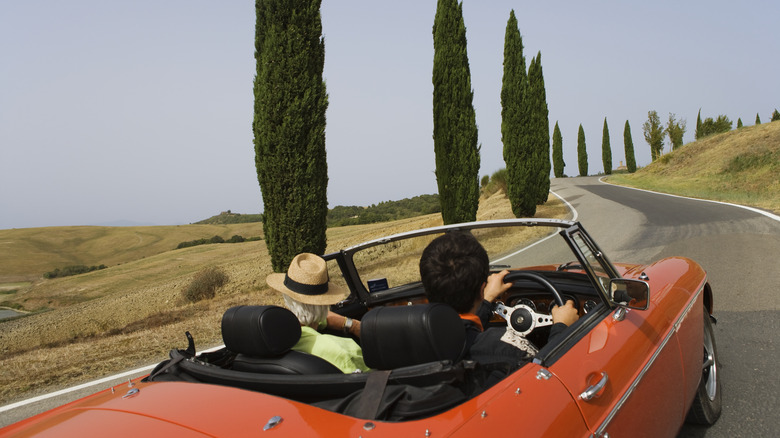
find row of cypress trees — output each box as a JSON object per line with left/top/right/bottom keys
{"left": 572, "top": 121, "right": 638, "bottom": 177}
{"left": 431, "top": 3, "right": 556, "bottom": 221}
{"left": 253, "top": 0, "right": 560, "bottom": 269}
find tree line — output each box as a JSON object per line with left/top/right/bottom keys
{"left": 252, "top": 0, "right": 779, "bottom": 272}
{"left": 561, "top": 105, "right": 779, "bottom": 179}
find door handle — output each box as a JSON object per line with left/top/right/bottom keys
{"left": 579, "top": 372, "right": 608, "bottom": 401}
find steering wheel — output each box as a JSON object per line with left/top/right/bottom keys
{"left": 494, "top": 271, "right": 565, "bottom": 336}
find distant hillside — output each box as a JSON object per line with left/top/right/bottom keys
{"left": 0, "top": 222, "right": 263, "bottom": 282}
{"left": 195, "top": 211, "right": 263, "bottom": 225}
{"left": 196, "top": 194, "right": 442, "bottom": 227}
{"left": 327, "top": 194, "right": 440, "bottom": 227}
{"left": 608, "top": 121, "right": 780, "bottom": 213}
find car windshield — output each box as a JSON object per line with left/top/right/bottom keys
{"left": 342, "top": 220, "right": 614, "bottom": 297}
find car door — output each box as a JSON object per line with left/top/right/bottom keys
{"left": 548, "top": 226, "right": 687, "bottom": 436}
{"left": 451, "top": 363, "right": 590, "bottom": 438}
{"left": 547, "top": 305, "right": 686, "bottom": 437}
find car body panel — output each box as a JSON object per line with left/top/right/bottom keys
{"left": 3, "top": 370, "right": 589, "bottom": 438}
{"left": 548, "top": 256, "right": 707, "bottom": 436}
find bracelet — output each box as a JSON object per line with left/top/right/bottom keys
{"left": 342, "top": 317, "right": 353, "bottom": 335}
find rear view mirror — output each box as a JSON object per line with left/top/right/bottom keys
{"left": 609, "top": 278, "right": 649, "bottom": 310}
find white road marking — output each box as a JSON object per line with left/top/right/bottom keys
{"left": 490, "top": 190, "right": 578, "bottom": 264}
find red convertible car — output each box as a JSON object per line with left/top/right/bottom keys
{"left": 0, "top": 219, "right": 720, "bottom": 437}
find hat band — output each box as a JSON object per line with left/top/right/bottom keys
{"left": 284, "top": 274, "right": 328, "bottom": 296}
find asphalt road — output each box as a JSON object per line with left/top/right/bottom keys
{"left": 2, "top": 176, "right": 778, "bottom": 435}
{"left": 550, "top": 176, "right": 780, "bottom": 437}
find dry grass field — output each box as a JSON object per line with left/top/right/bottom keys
{"left": 608, "top": 121, "right": 780, "bottom": 214}
{"left": 0, "top": 191, "right": 567, "bottom": 406}
{"left": 0, "top": 223, "right": 264, "bottom": 283}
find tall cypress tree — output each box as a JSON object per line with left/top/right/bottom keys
{"left": 552, "top": 121, "right": 565, "bottom": 178}
{"left": 755, "top": 113, "right": 761, "bottom": 125}
{"left": 253, "top": 0, "right": 329, "bottom": 272}
{"left": 432, "top": 0, "right": 480, "bottom": 224}
{"left": 500, "top": 9, "right": 534, "bottom": 217}
{"left": 695, "top": 109, "right": 702, "bottom": 140}
{"left": 577, "top": 125, "right": 588, "bottom": 176}
{"left": 624, "top": 120, "right": 637, "bottom": 173}
{"left": 529, "top": 52, "right": 551, "bottom": 204}
{"left": 601, "top": 118, "right": 612, "bottom": 175}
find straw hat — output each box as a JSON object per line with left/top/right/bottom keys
{"left": 266, "top": 253, "right": 349, "bottom": 305}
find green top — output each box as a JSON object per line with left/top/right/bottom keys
{"left": 292, "top": 326, "right": 370, "bottom": 373}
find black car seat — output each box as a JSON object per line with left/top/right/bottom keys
{"left": 221, "top": 305, "right": 341, "bottom": 374}
{"left": 360, "top": 303, "right": 466, "bottom": 370}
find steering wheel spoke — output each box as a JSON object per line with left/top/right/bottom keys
{"left": 495, "top": 303, "right": 554, "bottom": 336}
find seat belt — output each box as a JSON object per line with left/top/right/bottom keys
{"left": 353, "top": 370, "right": 392, "bottom": 420}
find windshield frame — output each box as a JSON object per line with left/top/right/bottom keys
{"left": 325, "top": 219, "right": 619, "bottom": 307}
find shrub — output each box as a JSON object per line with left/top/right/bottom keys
{"left": 481, "top": 168, "right": 508, "bottom": 197}
{"left": 181, "top": 266, "right": 229, "bottom": 303}
{"left": 698, "top": 115, "right": 732, "bottom": 137}
{"left": 44, "top": 264, "right": 107, "bottom": 279}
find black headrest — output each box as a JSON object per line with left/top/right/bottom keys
{"left": 222, "top": 305, "right": 301, "bottom": 357}
{"left": 360, "top": 303, "right": 466, "bottom": 370}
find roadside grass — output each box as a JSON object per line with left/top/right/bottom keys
{"left": 0, "top": 191, "right": 564, "bottom": 406}
{"left": 607, "top": 122, "right": 780, "bottom": 214}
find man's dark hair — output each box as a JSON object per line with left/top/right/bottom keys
{"left": 419, "top": 231, "right": 489, "bottom": 313}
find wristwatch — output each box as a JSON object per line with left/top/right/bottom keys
{"left": 343, "top": 317, "right": 353, "bottom": 335}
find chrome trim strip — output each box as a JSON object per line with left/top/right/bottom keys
{"left": 593, "top": 283, "right": 704, "bottom": 436}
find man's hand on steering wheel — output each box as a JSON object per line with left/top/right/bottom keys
{"left": 484, "top": 269, "right": 512, "bottom": 302}
{"left": 551, "top": 300, "right": 579, "bottom": 326}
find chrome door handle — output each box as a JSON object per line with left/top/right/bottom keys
{"left": 579, "top": 372, "right": 608, "bottom": 401}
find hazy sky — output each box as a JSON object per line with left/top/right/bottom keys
{"left": 2, "top": 1, "right": 778, "bottom": 229}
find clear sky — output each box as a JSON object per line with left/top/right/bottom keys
{"left": 2, "top": 0, "right": 778, "bottom": 229}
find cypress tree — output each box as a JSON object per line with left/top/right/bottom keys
{"left": 756, "top": 113, "right": 761, "bottom": 125}
{"left": 529, "top": 52, "right": 551, "bottom": 205}
{"left": 695, "top": 109, "right": 702, "bottom": 140}
{"left": 601, "top": 118, "right": 612, "bottom": 175}
{"left": 500, "top": 10, "right": 534, "bottom": 217}
{"left": 772, "top": 109, "right": 780, "bottom": 121}
{"left": 552, "top": 121, "right": 565, "bottom": 178}
{"left": 577, "top": 125, "right": 588, "bottom": 176}
{"left": 253, "top": 0, "right": 329, "bottom": 272}
{"left": 432, "top": 0, "right": 480, "bottom": 224}
{"left": 624, "top": 120, "right": 637, "bottom": 173}
{"left": 737, "top": 118, "right": 743, "bottom": 128}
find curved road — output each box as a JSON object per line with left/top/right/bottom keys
{"left": 551, "top": 176, "right": 780, "bottom": 437}
{"left": 2, "top": 176, "right": 779, "bottom": 436}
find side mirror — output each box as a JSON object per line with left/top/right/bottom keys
{"left": 609, "top": 278, "right": 649, "bottom": 310}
